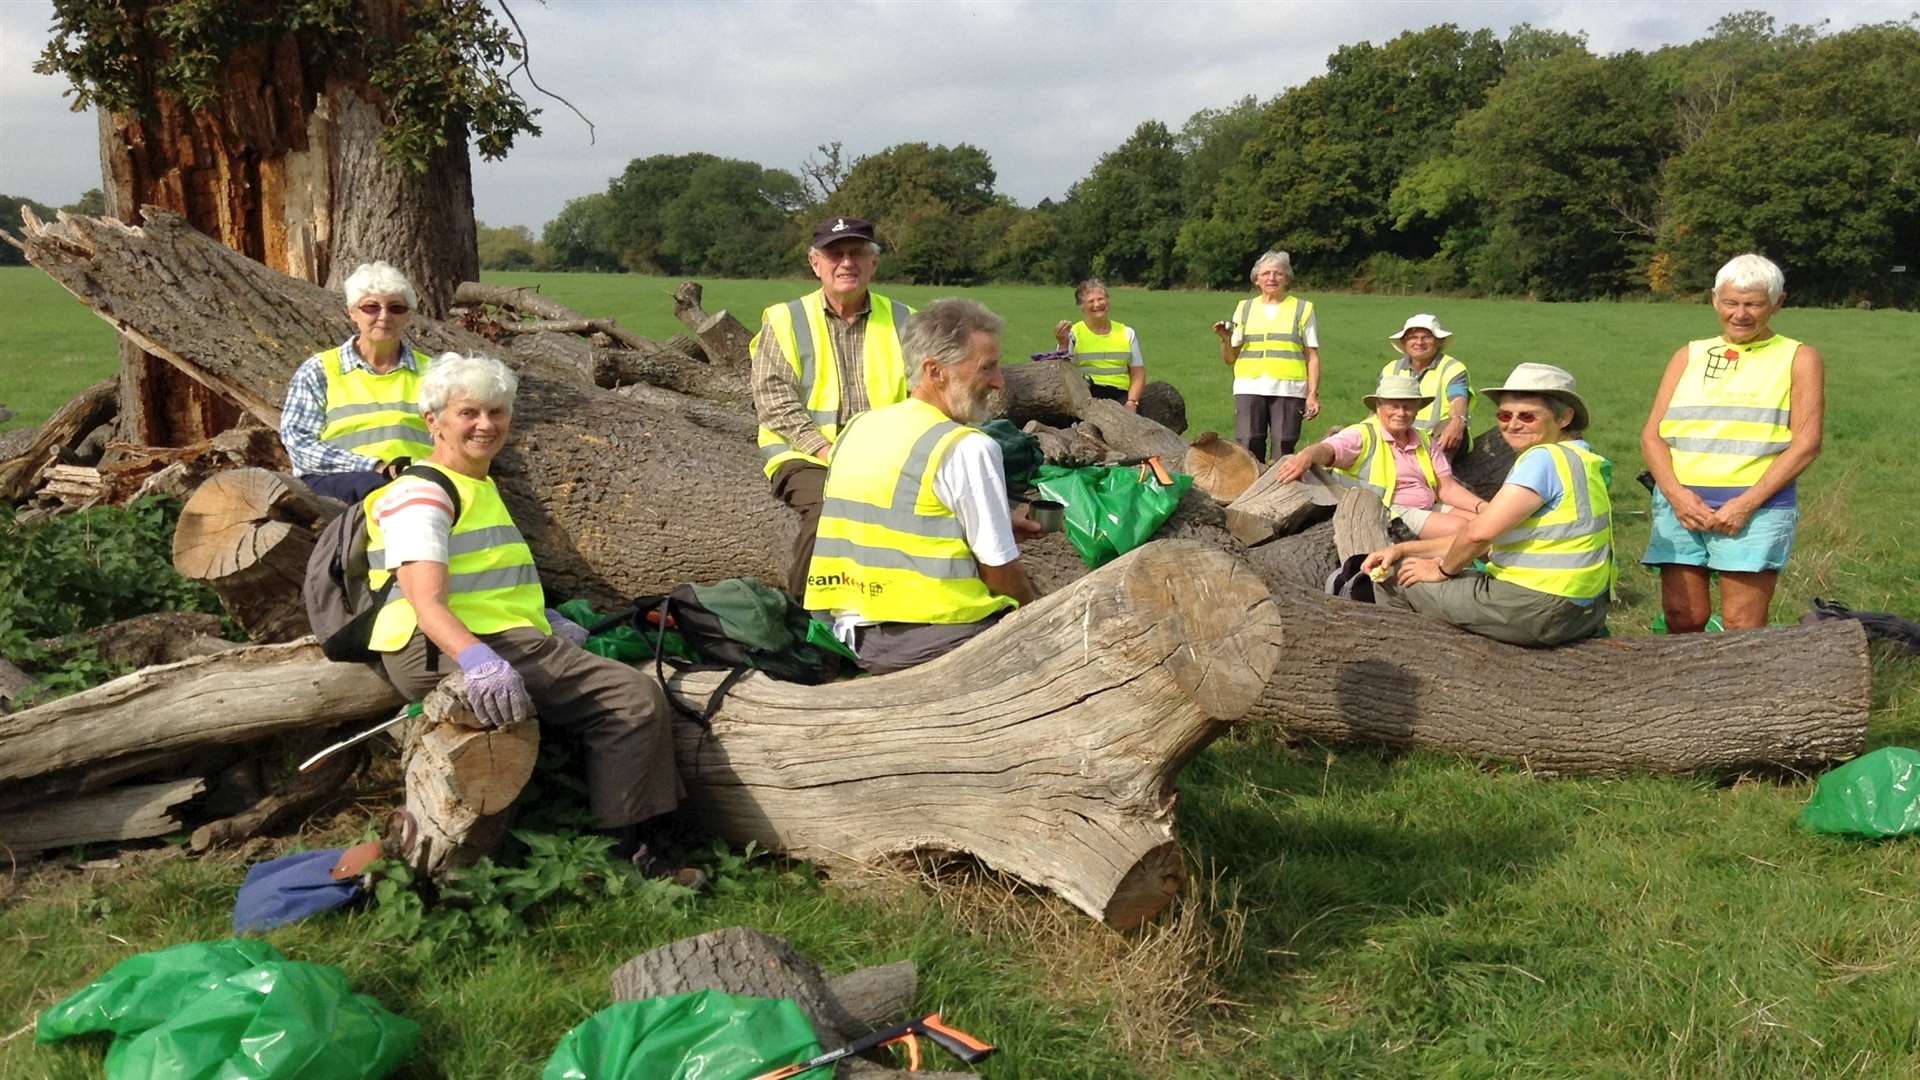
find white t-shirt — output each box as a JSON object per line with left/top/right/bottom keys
{"left": 1229, "top": 300, "right": 1320, "bottom": 398}
{"left": 830, "top": 431, "right": 1018, "bottom": 643}
{"left": 1066, "top": 324, "right": 1145, "bottom": 368}
{"left": 370, "top": 475, "right": 455, "bottom": 567}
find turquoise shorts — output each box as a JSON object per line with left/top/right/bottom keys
{"left": 1642, "top": 490, "right": 1799, "bottom": 573}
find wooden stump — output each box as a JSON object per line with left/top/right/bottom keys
{"left": 172, "top": 469, "right": 344, "bottom": 642}
{"left": 400, "top": 672, "right": 540, "bottom": 876}
{"left": 1183, "top": 432, "right": 1259, "bottom": 503}
{"left": 667, "top": 539, "right": 1282, "bottom": 928}
{"left": 1332, "top": 487, "right": 1392, "bottom": 559}
{"left": 1223, "top": 458, "right": 1339, "bottom": 546}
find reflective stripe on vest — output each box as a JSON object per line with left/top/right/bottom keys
{"left": 752, "top": 290, "right": 912, "bottom": 479}
{"left": 318, "top": 347, "right": 434, "bottom": 464}
{"left": 1331, "top": 416, "right": 1438, "bottom": 508}
{"left": 1069, "top": 320, "right": 1134, "bottom": 390}
{"left": 1381, "top": 353, "right": 1468, "bottom": 432}
{"left": 1232, "top": 295, "right": 1310, "bottom": 394}
{"left": 1485, "top": 443, "right": 1615, "bottom": 601}
{"left": 803, "top": 398, "right": 1019, "bottom": 625}
{"left": 1658, "top": 334, "right": 1799, "bottom": 488}
{"left": 363, "top": 463, "right": 549, "bottom": 651}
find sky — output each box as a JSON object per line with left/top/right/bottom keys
{"left": 0, "top": 0, "right": 1909, "bottom": 231}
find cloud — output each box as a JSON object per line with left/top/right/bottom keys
{"left": 3, "top": 0, "right": 1908, "bottom": 229}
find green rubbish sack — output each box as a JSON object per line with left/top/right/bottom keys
{"left": 543, "top": 990, "right": 822, "bottom": 1080}
{"left": 1801, "top": 747, "right": 1920, "bottom": 838}
{"left": 1034, "top": 464, "right": 1192, "bottom": 570}
{"left": 37, "top": 938, "right": 418, "bottom": 1079}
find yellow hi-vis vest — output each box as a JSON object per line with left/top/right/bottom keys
{"left": 1486, "top": 442, "right": 1615, "bottom": 601}
{"left": 1658, "top": 334, "right": 1800, "bottom": 488}
{"left": 1332, "top": 416, "right": 1438, "bottom": 508}
{"left": 1232, "top": 295, "right": 1311, "bottom": 394}
{"left": 751, "top": 290, "right": 912, "bottom": 479}
{"left": 1069, "top": 320, "right": 1134, "bottom": 390}
{"left": 803, "top": 398, "right": 1019, "bottom": 625}
{"left": 318, "top": 346, "right": 434, "bottom": 465}
{"left": 1381, "top": 353, "right": 1469, "bottom": 434}
{"left": 363, "top": 463, "right": 549, "bottom": 652}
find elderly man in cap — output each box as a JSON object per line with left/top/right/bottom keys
{"left": 804, "top": 298, "right": 1044, "bottom": 674}
{"left": 751, "top": 217, "right": 915, "bottom": 597}
{"left": 1273, "top": 373, "right": 1485, "bottom": 539}
{"left": 1382, "top": 313, "right": 1471, "bottom": 458}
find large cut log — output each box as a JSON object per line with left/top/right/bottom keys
{"left": 1135, "top": 380, "right": 1188, "bottom": 435}
{"left": 0, "top": 777, "right": 206, "bottom": 853}
{"left": 1183, "top": 432, "right": 1259, "bottom": 503}
{"left": 173, "top": 470, "right": 343, "bottom": 642}
{"left": 12, "top": 210, "right": 793, "bottom": 601}
{"left": 400, "top": 672, "right": 540, "bottom": 876}
{"left": 1223, "top": 458, "right": 1338, "bottom": 546}
{"left": 0, "top": 638, "right": 402, "bottom": 783}
{"left": 1332, "top": 487, "right": 1391, "bottom": 559}
{"left": 666, "top": 539, "right": 1282, "bottom": 928}
{"left": 1250, "top": 602, "right": 1872, "bottom": 774}
{"left": 996, "top": 359, "right": 1092, "bottom": 425}
{"left": 0, "top": 376, "right": 118, "bottom": 502}
{"left": 1242, "top": 521, "right": 1341, "bottom": 596}
{"left": 38, "top": 612, "right": 236, "bottom": 671}
{"left": 1450, "top": 427, "right": 1517, "bottom": 500}
{"left": 670, "top": 281, "right": 755, "bottom": 369}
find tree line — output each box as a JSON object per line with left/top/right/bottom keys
{"left": 522, "top": 14, "right": 1915, "bottom": 305}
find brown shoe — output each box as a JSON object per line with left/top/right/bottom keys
{"left": 630, "top": 844, "right": 707, "bottom": 891}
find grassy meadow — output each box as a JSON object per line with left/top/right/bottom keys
{"left": 3, "top": 264, "right": 1920, "bottom": 1077}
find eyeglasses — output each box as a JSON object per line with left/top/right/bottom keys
{"left": 356, "top": 302, "right": 411, "bottom": 316}
{"left": 1496, "top": 409, "right": 1543, "bottom": 424}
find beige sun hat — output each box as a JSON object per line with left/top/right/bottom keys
{"left": 1388, "top": 313, "right": 1453, "bottom": 354}
{"left": 1478, "top": 363, "right": 1590, "bottom": 433}
{"left": 1363, "top": 373, "right": 1435, "bottom": 411}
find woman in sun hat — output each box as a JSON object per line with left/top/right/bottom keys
{"left": 1382, "top": 313, "right": 1470, "bottom": 458}
{"left": 1361, "top": 363, "right": 1614, "bottom": 646}
{"left": 1273, "top": 372, "right": 1484, "bottom": 538}
{"left": 1640, "top": 253, "right": 1824, "bottom": 633}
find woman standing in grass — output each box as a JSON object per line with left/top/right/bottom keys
{"left": 1212, "top": 250, "right": 1321, "bottom": 462}
{"left": 1053, "top": 278, "right": 1146, "bottom": 410}
{"left": 1640, "top": 253, "right": 1825, "bottom": 632}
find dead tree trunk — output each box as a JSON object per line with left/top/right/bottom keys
{"left": 399, "top": 673, "right": 539, "bottom": 876}
{"left": 172, "top": 470, "right": 343, "bottom": 642}
{"left": 670, "top": 281, "right": 755, "bottom": 368}
{"left": 667, "top": 539, "right": 1283, "bottom": 929}
{"left": 0, "top": 377, "right": 118, "bottom": 502}
{"left": 0, "top": 777, "right": 207, "bottom": 854}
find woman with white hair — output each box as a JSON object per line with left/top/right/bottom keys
{"left": 364, "top": 353, "right": 695, "bottom": 881}
{"left": 1212, "top": 250, "right": 1322, "bottom": 462}
{"left": 279, "top": 261, "right": 434, "bottom": 502}
{"left": 1640, "top": 252, "right": 1825, "bottom": 632}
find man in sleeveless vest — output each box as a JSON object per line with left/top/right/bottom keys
{"left": 1640, "top": 253, "right": 1824, "bottom": 632}
{"left": 751, "top": 217, "right": 914, "bottom": 597}
{"left": 1381, "top": 313, "right": 1471, "bottom": 459}
{"left": 281, "top": 261, "right": 435, "bottom": 503}
{"left": 1362, "top": 365, "right": 1614, "bottom": 646}
{"left": 364, "top": 352, "right": 695, "bottom": 882}
{"left": 1212, "top": 250, "right": 1322, "bottom": 462}
{"left": 804, "top": 298, "right": 1044, "bottom": 674}
{"left": 1274, "top": 374, "right": 1485, "bottom": 539}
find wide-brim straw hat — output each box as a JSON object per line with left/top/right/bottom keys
{"left": 1363, "top": 373, "right": 1435, "bottom": 411}
{"left": 1478, "top": 363, "right": 1590, "bottom": 433}
{"left": 1388, "top": 313, "right": 1453, "bottom": 354}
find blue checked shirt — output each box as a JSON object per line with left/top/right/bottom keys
{"left": 280, "top": 337, "right": 424, "bottom": 476}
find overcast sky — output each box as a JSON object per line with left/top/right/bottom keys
{"left": 1, "top": 0, "right": 1908, "bottom": 230}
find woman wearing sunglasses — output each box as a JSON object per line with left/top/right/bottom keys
{"left": 279, "top": 261, "right": 435, "bottom": 502}
{"left": 1360, "top": 363, "right": 1614, "bottom": 646}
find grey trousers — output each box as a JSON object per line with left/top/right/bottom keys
{"left": 381, "top": 628, "right": 684, "bottom": 828}
{"left": 1235, "top": 394, "right": 1306, "bottom": 462}
{"left": 854, "top": 611, "right": 1008, "bottom": 674}
{"left": 770, "top": 459, "right": 828, "bottom": 599}
{"left": 1377, "top": 572, "right": 1609, "bottom": 647}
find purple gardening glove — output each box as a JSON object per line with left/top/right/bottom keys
{"left": 457, "top": 643, "right": 533, "bottom": 728}
{"left": 546, "top": 608, "right": 590, "bottom": 646}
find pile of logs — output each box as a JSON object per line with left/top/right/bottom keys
{"left": 0, "top": 207, "right": 1882, "bottom": 922}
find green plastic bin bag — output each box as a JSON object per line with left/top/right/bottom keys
{"left": 37, "top": 938, "right": 418, "bottom": 1079}
{"left": 1034, "top": 464, "right": 1193, "bottom": 570}
{"left": 1801, "top": 747, "right": 1920, "bottom": 838}
{"left": 543, "top": 990, "right": 822, "bottom": 1080}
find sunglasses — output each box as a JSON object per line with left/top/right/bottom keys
{"left": 1496, "top": 409, "right": 1544, "bottom": 424}
{"left": 356, "top": 302, "right": 411, "bottom": 316}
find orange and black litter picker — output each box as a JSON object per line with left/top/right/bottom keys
{"left": 749, "top": 1012, "right": 996, "bottom": 1078}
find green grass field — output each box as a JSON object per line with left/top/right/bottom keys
{"left": 4, "top": 265, "right": 1920, "bottom": 1077}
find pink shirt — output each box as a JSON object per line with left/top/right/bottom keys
{"left": 1320, "top": 423, "right": 1453, "bottom": 509}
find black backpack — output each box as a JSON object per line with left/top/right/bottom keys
{"left": 303, "top": 466, "right": 462, "bottom": 663}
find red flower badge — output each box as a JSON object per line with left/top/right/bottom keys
{"left": 1723, "top": 349, "right": 1739, "bottom": 361}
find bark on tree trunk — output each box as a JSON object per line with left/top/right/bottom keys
{"left": 0, "top": 377, "right": 118, "bottom": 502}
{"left": 0, "top": 777, "right": 207, "bottom": 853}
{"left": 1223, "top": 458, "right": 1339, "bottom": 546}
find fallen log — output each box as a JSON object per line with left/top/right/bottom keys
{"left": 41, "top": 611, "right": 236, "bottom": 670}
{"left": 666, "top": 539, "right": 1282, "bottom": 928}
{"left": 0, "top": 377, "right": 118, "bottom": 502}
{"left": 1249, "top": 602, "right": 1873, "bottom": 774}
{"left": 1242, "top": 521, "right": 1341, "bottom": 597}
{"left": 996, "top": 359, "right": 1092, "bottom": 425}
{"left": 1183, "top": 433, "right": 1258, "bottom": 503}
{"left": 1135, "top": 380, "right": 1188, "bottom": 435}
{"left": 1332, "top": 487, "right": 1391, "bottom": 560}
{"left": 1223, "top": 459, "right": 1338, "bottom": 546}
{"left": 1450, "top": 426, "right": 1517, "bottom": 500}
{"left": 670, "top": 281, "right": 754, "bottom": 369}
{"left": 400, "top": 672, "right": 539, "bottom": 876}
{"left": 0, "top": 638, "right": 403, "bottom": 784}
{"left": 0, "top": 777, "right": 206, "bottom": 853}
{"left": 173, "top": 469, "right": 342, "bottom": 642}
{"left": 454, "top": 281, "right": 655, "bottom": 355}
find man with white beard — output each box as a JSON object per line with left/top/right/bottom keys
{"left": 802, "top": 298, "right": 1044, "bottom": 673}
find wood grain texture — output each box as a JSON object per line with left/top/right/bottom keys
{"left": 172, "top": 469, "right": 342, "bottom": 641}
{"left": 400, "top": 672, "right": 539, "bottom": 876}
{"left": 0, "top": 777, "right": 206, "bottom": 852}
